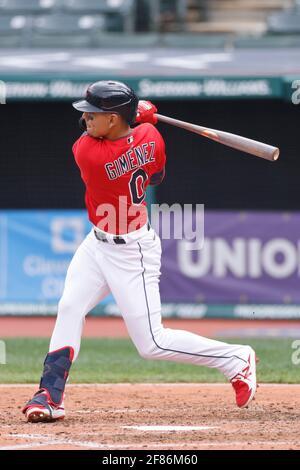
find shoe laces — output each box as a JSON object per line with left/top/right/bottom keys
{"left": 231, "top": 358, "right": 252, "bottom": 383}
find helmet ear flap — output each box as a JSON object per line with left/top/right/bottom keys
{"left": 130, "top": 96, "right": 139, "bottom": 125}
{"left": 79, "top": 116, "right": 87, "bottom": 131}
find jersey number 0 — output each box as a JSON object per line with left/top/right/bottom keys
{"left": 129, "top": 169, "right": 148, "bottom": 205}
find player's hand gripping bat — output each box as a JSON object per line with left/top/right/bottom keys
{"left": 155, "top": 114, "right": 279, "bottom": 162}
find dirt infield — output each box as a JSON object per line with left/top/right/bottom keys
{"left": 1, "top": 384, "right": 299, "bottom": 450}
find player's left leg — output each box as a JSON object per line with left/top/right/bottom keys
{"left": 104, "top": 227, "right": 256, "bottom": 408}
{"left": 23, "top": 229, "right": 111, "bottom": 422}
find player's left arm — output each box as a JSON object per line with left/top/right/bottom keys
{"left": 149, "top": 131, "right": 166, "bottom": 186}
{"left": 149, "top": 167, "right": 165, "bottom": 186}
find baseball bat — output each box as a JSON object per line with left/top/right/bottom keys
{"left": 155, "top": 113, "right": 280, "bottom": 162}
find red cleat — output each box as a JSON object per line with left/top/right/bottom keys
{"left": 231, "top": 347, "right": 257, "bottom": 408}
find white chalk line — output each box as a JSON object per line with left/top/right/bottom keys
{"left": 3, "top": 434, "right": 119, "bottom": 450}
{"left": 0, "top": 441, "right": 71, "bottom": 451}
{"left": 2, "top": 434, "right": 298, "bottom": 451}
{"left": 0, "top": 433, "right": 206, "bottom": 450}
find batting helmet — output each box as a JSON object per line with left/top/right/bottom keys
{"left": 72, "top": 80, "right": 139, "bottom": 125}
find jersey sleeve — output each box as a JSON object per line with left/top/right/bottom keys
{"left": 72, "top": 132, "right": 88, "bottom": 158}
{"left": 148, "top": 126, "right": 166, "bottom": 185}
{"left": 153, "top": 127, "right": 166, "bottom": 174}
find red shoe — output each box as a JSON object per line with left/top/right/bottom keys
{"left": 230, "top": 347, "right": 257, "bottom": 408}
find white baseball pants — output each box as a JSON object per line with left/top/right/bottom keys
{"left": 50, "top": 224, "right": 251, "bottom": 380}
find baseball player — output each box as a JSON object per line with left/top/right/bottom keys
{"left": 23, "top": 81, "right": 257, "bottom": 423}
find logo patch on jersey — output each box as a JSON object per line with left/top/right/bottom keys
{"left": 127, "top": 135, "right": 134, "bottom": 144}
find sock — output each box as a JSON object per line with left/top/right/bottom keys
{"left": 39, "top": 346, "right": 74, "bottom": 405}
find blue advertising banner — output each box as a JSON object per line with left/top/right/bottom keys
{"left": 0, "top": 210, "right": 114, "bottom": 313}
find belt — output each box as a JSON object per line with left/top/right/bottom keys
{"left": 94, "top": 222, "right": 151, "bottom": 245}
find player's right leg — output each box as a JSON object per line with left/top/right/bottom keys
{"left": 23, "top": 229, "right": 110, "bottom": 423}
{"left": 105, "top": 228, "right": 257, "bottom": 409}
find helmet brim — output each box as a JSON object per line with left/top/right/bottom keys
{"left": 72, "top": 99, "right": 105, "bottom": 113}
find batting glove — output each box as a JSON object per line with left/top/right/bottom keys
{"left": 136, "top": 100, "right": 158, "bottom": 125}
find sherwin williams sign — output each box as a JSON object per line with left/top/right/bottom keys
{"left": 0, "top": 77, "right": 277, "bottom": 100}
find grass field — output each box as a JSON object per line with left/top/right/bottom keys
{"left": 0, "top": 337, "right": 298, "bottom": 383}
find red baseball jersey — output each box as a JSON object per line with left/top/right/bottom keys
{"left": 72, "top": 123, "right": 166, "bottom": 235}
